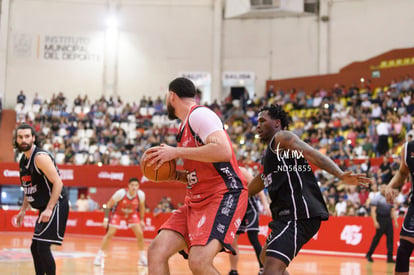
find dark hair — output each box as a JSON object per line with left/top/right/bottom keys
{"left": 259, "top": 104, "right": 290, "bottom": 129}
{"left": 13, "top": 123, "right": 40, "bottom": 148}
{"left": 129, "top": 177, "right": 140, "bottom": 184}
{"left": 169, "top": 77, "right": 196, "bottom": 98}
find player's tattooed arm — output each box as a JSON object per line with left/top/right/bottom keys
{"left": 274, "top": 131, "right": 371, "bottom": 186}
{"left": 274, "top": 130, "right": 344, "bottom": 178}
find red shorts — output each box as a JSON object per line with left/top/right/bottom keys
{"left": 160, "top": 189, "right": 248, "bottom": 253}
{"left": 110, "top": 213, "right": 140, "bottom": 228}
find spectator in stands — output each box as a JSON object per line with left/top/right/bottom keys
{"left": 153, "top": 202, "right": 164, "bottom": 217}
{"left": 73, "top": 95, "right": 83, "bottom": 106}
{"left": 265, "top": 85, "right": 275, "bottom": 99}
{"left": 376, "top": 116, "right": 392, "bottom": 156}
{"left": 379, "top": 156, "right": 393, "bottom": 183}
{"left": 362, "top": 136, "right": 375, "bottom": 158}
{"left": 326, "top": 197, "right": 337, "bottom": 216}
{"left": 335, "top": 193, "right": 348, "bottom": 216}
{"left": 32, "top": 92, "right": 42, "bottom": 105}
{"left": 87, "top": 195, "right": 99, "bottom": 211}
{"left": 346, "top": 185, "right": 360, "bottom": 208}
{"left": 75, "top": 193, "right": 89, "bottom": 211}
{"left": 359, "top": 186, "right": 369, "bottom": 207}
{"left": 17, "top": 90, "right": 26, "bottom": 104}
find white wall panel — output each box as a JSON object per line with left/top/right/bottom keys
{"left": 2, "top": 0, "right": 414, "bottom": 107}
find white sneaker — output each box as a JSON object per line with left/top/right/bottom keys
{"left": 94, "top": 254, "right": 103, "bottom": 266}
{"left": 138, "top": 257, "right": 148, "bottom": 266}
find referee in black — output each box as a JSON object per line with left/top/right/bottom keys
{"left": 366, "top": 182, "right": 398, "bottom": 263}
{"left": 14, "top": 124, "right": 69, "bottom": 275}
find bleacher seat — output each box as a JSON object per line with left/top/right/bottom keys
{"left": 32, "top": 104, "right": 41, "bottom": 113}
{"left": 55, "top": 153, "right": 65, "bottom": 164}
{"left": 58, "top": 128, "right": 67, "bottom": 137}
{"left": 77, "top": 129, "right": 86, "bottom": 138}
{"left": 107, "top": 106, "right": 115, "bottom": 116}
{"left": 85, "top": 129, "right": 94, "bottom": 138}
{"left": 120, "top": 155, "right": 131, "bottom": 166}
{"left": 74, "top": 106, "right": 82, "bottom": 114}
{"left": 53, "top": 136, "right": 64, "bottom": 145}
{"left": 74, "top": 153, "right": 87, "bottom": 165}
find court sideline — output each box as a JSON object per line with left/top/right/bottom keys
{"left": 0, "top": 232, "right": 405, "bottom": 275}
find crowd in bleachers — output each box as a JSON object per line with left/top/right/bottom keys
{"left": 12, "top": 74, "right": 414, "bottom": 215}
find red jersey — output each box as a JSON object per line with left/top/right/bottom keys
{"left": 112, "top": 189, "right": 145, "bottom": 219}
{"left": 176, "top": 105, "right": 246, "bottom": 203}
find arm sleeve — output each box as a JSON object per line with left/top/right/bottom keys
{"left": 188, "top": 107, "right": 223, "bottom": 143}
{"left": 137, "top": 190, "right": 146, "bottom": 202}
{"left": 111, "top": 189, "right": 126, "bottom": 203}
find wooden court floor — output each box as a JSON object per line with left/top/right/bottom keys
{"left": 0, "top": 232, "right": 409, "bottom": 275}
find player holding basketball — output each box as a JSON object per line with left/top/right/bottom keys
{"left": 94, "top": 177, "right": 147, "bottom": 266}
{"left": 14, "top": 123, "right": 69, "bottom": 275}
{"left": 144, "top": 77, "right": 248, "bottom": 275}
{"left": 248, "top": 104, "right": 371, "bottom": 275}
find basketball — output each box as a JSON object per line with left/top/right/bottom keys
{"left": 140, "top": 151, "right": 176, "bottom": 182}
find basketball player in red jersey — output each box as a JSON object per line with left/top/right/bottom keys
{"left": 145, "top": 77, "right": 248, "bottom": 275}
{"left": 94, "top": 177, "right": 147, "bottom": 267}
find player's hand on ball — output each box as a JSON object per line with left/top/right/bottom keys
{"left": 145, "top": 144, "right": 177, "bottom": 170}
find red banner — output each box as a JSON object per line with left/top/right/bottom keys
{"left": 0, "top": 209, "right": 402, "bottom": 257}
{"left": 0, "top": 162, "right": 154, "bottom": 187}
{"left": 0, "top": 156, "right": 389, "bottom": 188}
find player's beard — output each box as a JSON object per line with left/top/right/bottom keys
{"left": 17, "top": 141, "right": 33, "bottom": 152}
{"left": 167, "top": 102, "right": 178, "bottom": 120}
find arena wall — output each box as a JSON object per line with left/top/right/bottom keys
{"left": 1, "top": 0, "right": 413, "bottom": 107}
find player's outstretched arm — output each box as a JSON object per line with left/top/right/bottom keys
{"left": 274, "top": 130, "right": 371, "bottom": 187}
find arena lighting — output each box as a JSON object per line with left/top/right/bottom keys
{"left": 360, "top": 77, "right": 365, "bottom": 83}
{"left": 106, "top": 17, "right": 118, "bottom": 29}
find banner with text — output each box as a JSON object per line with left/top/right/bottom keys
{"left": 0, "top": 210, "right": 403, "bottom": 258}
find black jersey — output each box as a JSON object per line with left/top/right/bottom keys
{"left": 405, "top": 141, "right": 414, "bottom": 204}
{"left": 19, "top": 146, "right": 66, "bottom": 210}
{"left": 261, "top": 136, "right": 329, "bottom": 221}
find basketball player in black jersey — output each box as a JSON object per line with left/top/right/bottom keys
{"left": 248, "top": 104, "right": 371, "bottom": 275}
{"left": 385, "top": 140, "right": 414, "bottom": 275}
{"left": 228, "top": 166, "right": 271, "bottom": 275}
{"left": 14, "top": 124, "right": 69, "bottom": 275}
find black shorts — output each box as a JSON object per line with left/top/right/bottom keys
{"left": 237, "top": 198, "right": 260, "bottom": 234}
{"left": 33, "top": 198, "right": 69, "bottom": 245}
{"left": 265, "top": 218, "right": 321, "bottom": 266}
{"left": 400, "top": 204, "right": 414, "bottom": 238}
